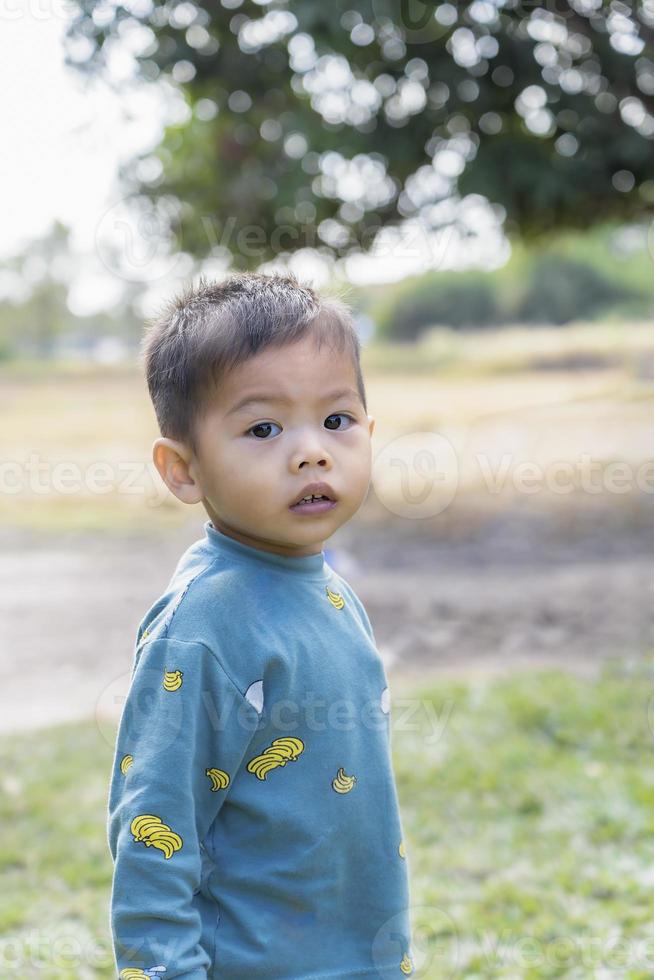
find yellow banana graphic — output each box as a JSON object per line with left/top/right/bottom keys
{"left": 119, "top": 968, "right": 167, "bottom": 979}
{"left": 150, "top": 834, "right": 181, "bottom": 859}
{"left": 120, "top": 754, "right": 134, "bottom": 775}
{"left": 131, "top": 814, "right": 166, "bottom": 837}
{"left": 398, "top": 839, "right": 406, "bottom": 858}
{"left": 247, "top": 756, "right": 284, "bottom": 780}
{"left": 400, "top": 952, "right": 413, "bottom": 975}
{"left": 130, "top": 813, "right": 183, "bottom": 859}
{"left": 262, "top": 736, "right": 303, "bottom": 760}
{"left": 162, "top": 669, "right": 183, "bottom": 692}
{"left": 206, "top": 767, "right": 230, "bottom": 791}
{"left": 332, "top": 767, "right": 357, "bottom": 794}
{"left": 247, "top": 737, "right": 305, "bottom": 780}
{"left": 325, "top": 586, "right": 345, "bottom": 609}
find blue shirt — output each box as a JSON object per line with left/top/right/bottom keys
{"left": 107, "top": 519, "right": 413, "bottom": 979}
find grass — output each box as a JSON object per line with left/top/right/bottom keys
{"left": 396, "top": 658, "right": 654, "bottom": 978}
{"left": 362, "top": 319, "right": 654, "bottom": 378}
{"left": 4, "top": 658, "right": 654, "bottom": 977}
{"left": 0, "top": 721, "right": 115, "bottom": 979}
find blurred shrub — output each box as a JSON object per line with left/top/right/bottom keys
{"left": 514, "top": 254, "right": 639, "bottom": 325}
{"left": 374, "top": 251, "right": 647, "bottom": 340}
{"left": 0, "top": 321, "right": 15, "bottom": 361}
{"left": 374, "top": 271, "right": 503, "bottom": 341}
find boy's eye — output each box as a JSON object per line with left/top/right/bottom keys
{"left": 245, "top": 414, "right": 355, "bottom": 440}
{"left": 247, "top": 421, "right": 282, "bottom": 440}
{"left": 324, "top": 413, "right": 354, "bottom": 430}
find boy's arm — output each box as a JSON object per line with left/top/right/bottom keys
{"left": 107, "top": 637, "right": 260, "bottom": 979}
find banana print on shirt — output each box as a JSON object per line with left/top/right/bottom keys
{"left": 325, "top": 585, "right": 345, "bottom": 609}
{"left": 246, "top": 736, "right": 304, "bottom": 780}
{"left": 206, "top": 767, "right": 230, "bottom": 791}
{"left": 119, "top": 967, "right": 167, "bottom": 979}
{"left": 116, "top": 659, "right": 411, "bottom": 972}
{"left": 109, "top": 521, "right": 416, "bottom": 979}
{"left": 130, "top": 814, "right": 183, "bottom": 859}
{"left": 332, "top": 767, "right": 357, "bottom": 793}
{"left": 162, "top": 669, "right": 183, "bottom": 691}
{"left": 400, "top": 952, "right": 414, "bottom": 974}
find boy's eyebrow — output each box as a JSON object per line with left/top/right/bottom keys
{"left": 226, "top": 387, "right": 361, "bottom": 417}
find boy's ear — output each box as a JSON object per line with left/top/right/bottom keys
{"left": 367, "top": 414, "right": 375, "bottom": 438}
{"left": 152, "top": 437, "right": 204, "bottom": 505}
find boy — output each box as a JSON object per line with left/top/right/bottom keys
{"left": 107, "top": 272, "right": 414, "bottom": 979}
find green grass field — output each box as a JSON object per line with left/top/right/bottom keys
{"left": 4, "top": 658, "right": 654, "bottom": 978}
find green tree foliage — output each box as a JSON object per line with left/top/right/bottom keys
{"left": 64, "top": 1, "right": 654, "bottom": 269}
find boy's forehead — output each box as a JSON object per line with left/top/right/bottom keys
{"left": 216, "top": 342, "right": 360, "bottom": 411}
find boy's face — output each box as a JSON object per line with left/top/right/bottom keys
{"left": 154, "top": 332, "right": 375, "bottom": 558}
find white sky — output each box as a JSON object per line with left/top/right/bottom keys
{"left": 0, "top": 8, "right": 509, "bottom": 318}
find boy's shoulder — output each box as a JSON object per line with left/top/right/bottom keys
{"left": 132, "top": 555, "right": 270, "bottom": 712}
{"left": 132, "top": 535, "right": 377, "bottom": 694}
{"left": 131, "top": 536, "right": 229, "bottom": 655}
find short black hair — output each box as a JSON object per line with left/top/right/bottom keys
{"left": 139, "top": 271, "right": 368, "bottom": 456}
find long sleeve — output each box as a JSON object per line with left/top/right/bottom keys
{"left": 338, "top": 578, "right": 377, "bottom": 645}
{"left": 107, "top": 637, "right": 261, "bottom": 979}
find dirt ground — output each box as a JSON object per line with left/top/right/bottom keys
{"left": 2, "top": 495, "right": 653, "bottom": 736}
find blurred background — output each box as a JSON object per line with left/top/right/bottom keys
{"left": 3, "top": 1, "right": 654, "bottom": 976}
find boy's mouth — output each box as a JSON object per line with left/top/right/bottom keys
{"left": 291, "top": 482, "right": 336, "bottom": 507}
{"left": 289, "top": 481, "right": 338, "bottom": 514}
{"left": 289, "top": 496, "right": 337, "bottom": 515}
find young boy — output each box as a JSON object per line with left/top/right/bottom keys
{"left": 107, "top": 272, "right": 414, "bottom": 979}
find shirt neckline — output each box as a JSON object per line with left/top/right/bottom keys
{"left": 203, "top": 520, "right": 331, "bottom": 581}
